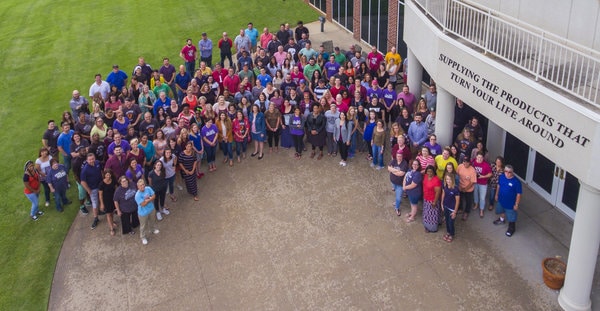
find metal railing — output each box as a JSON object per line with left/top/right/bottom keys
{"left": 412, "top": 0, "right": 600, "bottom": 107}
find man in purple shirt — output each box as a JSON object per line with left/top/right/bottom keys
{"left": 159, "top": 58, "right": 177, "bottom": 100}
{"left": 397, "top": 85, "right": 417, "bottom": 115}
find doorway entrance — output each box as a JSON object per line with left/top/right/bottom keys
{"left": 504, "top": 133, "right": 578, "bottom": 218}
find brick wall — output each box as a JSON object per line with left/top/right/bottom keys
{"left": 387, "top": 0, "right": 399, "bottom": 52}
{"left": 353, "top": 0, "right": 361, "bottom": 41}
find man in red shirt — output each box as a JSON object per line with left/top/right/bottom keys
{"left": 367, "top": 46, "right": 384, "bottom": 75}
{"left": 223, "top": 67, "right": 240, "bottom": 94}
{"left": 180, "top": 39, "right": 197, "bottom": 77}
{"left": 211, "top": 63, "right": 229, "bottom": 93}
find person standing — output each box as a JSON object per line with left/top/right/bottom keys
{"left": 89, "top": 74, "right": 110, "bottom": 101}
{"left": 472, "top": 152, "right": 492, "bottom": 218}
{"left": 98, "top": 170, "right": 118, "bottom": 236}
{"left": 135, "top": 179, "right": 160, "bottom": 245}
{"left": 294, "top": 21, "right": 309, "bottom": 42}
{"left": 388, "top": 151, "right": 408, "bottom": 216}
{"left": 159, "top": 58, "right": 177, "bottom": 100}
{"left": 457, "top": 156, "right": 477, "bottom": 221}
{"left": 333, "top": 111, "right": 352, "bottom": 166}
{"left": 42, "top": 120, "right": 61, "bottom": 160}
{"left": 234, "top": 29, "right": 252, "bottom": 55}
{"left": 198, "top": 33, "right": 213, "bottom": 68}
{"left": 80, "top": 153, "right": 103, "bottom": 229}
{"left": 69, "top": 90, "right": 90, "bottom": 116}
{"left": 407, "top": 112, "right": 428, "bottom": 155}
{"left": 180, "top": 39, "right": 198, "bottom": 79}
{"left": 245, "top": 23, "right": 259, "bottom": 53}
{"left": 106, "top": 65, "right": 128, "bottom": 91}
{"left": 218, "top": 32, "right": 234, "bottom": 68}
{"left": 57, "top": 122, "right": 74, "bottom": 174}
{"left": 23, "top": 161, "right": 44, "bottom": 221}
{"left": 45, "top": 159, "right": 71, "bottom": 213}
{"left": 441, "top": 173, "right": 460, "bottom": 242}
{"left": 403, "top": 160, "right": 423, "bottom": 223}
{"left": 493, "top": 165, "right": 522, "bottom": 237}
{"left": 113, "top": 176, "right": 140, "bottom": 235}
{"left": 422, "top": 165, "right": 442, "bottom": 232}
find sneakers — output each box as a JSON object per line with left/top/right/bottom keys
{"left": 80, "top": 206, "right": 89, "bottom": 215}
{"left": 161, "top": 208, "right": 170, "bottom": 215}
{"left": 341, "top": 162, "right": 347, "bottom": 167}
{"left": 370, "top": 163, "right": 375, "bottom": 168}
{"left": 152, "top": 229, "right": 160, "bottom": 234}
{"left": 36, "top": 211, "right": 44, "bottom": 216}
{"left": 45, "top": 201, "right": 50, "bottom": 207}
{"left": 376, "top": 166, "right": 382, "bottom": 170}
{"left": 142, "top": 238, "right": 148, "bottom": 245}
{"left": 156, "top": 211, "right": 163, "bottom": 221}
{"left": 31, "top": 215, "right": 39, "bottom": 221}
{"left": 91, "top": 218, "right": 99, "bottom": 229}
{"left": 493, "top": 218, "right": 505, "bottom": 225}
{"left": 177, "top": 184, "right": 183, "bottom": 191}
{"left": 506, "top": 222, "right": 515, "bottom": 237}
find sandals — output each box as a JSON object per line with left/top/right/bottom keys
{"left": 405, "top": 216, "right": 415, "bottom": 223}
{"left": 396, "top": 209, "right": 401, "bottom": 216}
{"left": 310, "top": 151, "right": 316, "bottom": 158}
{"left": 170, "top": 195, "right": 178, "bottom": 202}
{"left": 462, "top": 213, "right": 469, "bottom": 221}
{"left": 488, "top": 205, "right": 494, "bottom": 211}
{"left": 443, "top": 234, "right": 453, "bottom": 243}
{"left": 317, "top": 152, "right": 323, "bottom": 160}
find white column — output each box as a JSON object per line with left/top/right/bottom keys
{"left": 486, "top": 121, "right": 505, "bottom": 159}
{"left": 407, "top": 48, "right": 423, "bottom": 96}
{"left": 558, "top": 182, "right": 600, "bottom": 311}
{"left": 435, "top": 85, "right": 454, "bottom": 147}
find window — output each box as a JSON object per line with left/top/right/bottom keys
{"left": 332, "top": 0, "right": 354, "bottom": 32}
{"left": 310, "top": 0, "right": 327, "bottom": 13}
{"left": 360, "top": 0, "right": 389, "bottom": 52}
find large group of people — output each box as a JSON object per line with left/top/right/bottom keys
{"left": 23, "top": 20, "right": 522, "bottom": 245}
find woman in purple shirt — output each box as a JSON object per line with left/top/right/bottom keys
{"left": 201, "top": 118, "right": 218, "bottom": 172}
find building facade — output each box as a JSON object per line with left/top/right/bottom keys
{"left": 306, "top": 1, "right": 600, "bottom": 310}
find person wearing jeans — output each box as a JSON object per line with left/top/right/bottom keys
{"left": 23, "top": 160, "right": 43, "bottom": 220}
{"left": 371, "top": 119, "right": 386, "bottom": 169}
{"left": 333, "top": 111, "right": 353, "bottom": 166}
{"left": 472, "top": 153, "right": 492, "bottom": 218}
{"left": 441, "top": 174, "right": 460, "bottom": 242}
{"left": 387, "top": 151, "right": 408, "bottom": 216}
{"left": 46, "top": 159, "right": 70, "bottom": 212}
{"left": 493, "top": 165, "right": 522, "bottom": 237}
{"left": 457, "top": 156, "right": 477, "bottom": 221}
{"left": 216, "top": 112, "right": 234, "bottom": 166}
{"left": 232, "top": 111, "right": 250, "bottom": 162}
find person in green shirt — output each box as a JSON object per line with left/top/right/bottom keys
{"left": 303, "top": 58, "right": 321, "bottom": 82}
{"left": 153, "top": 79, "right": 172, "bottom": 98}
{"left": 333, "top": 47, "right": 347, "bottom": 66}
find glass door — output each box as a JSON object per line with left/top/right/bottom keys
{"left": 527, "top": 150, "right": 578, "bottom": 219}
{"left": 528, "top": 150, "right": 555, "bottom": 202}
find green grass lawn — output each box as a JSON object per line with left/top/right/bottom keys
{"left": 0, "top": 1, "right": 317, "bottom": 309}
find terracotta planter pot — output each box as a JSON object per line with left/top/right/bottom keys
{"left": 542, "top": 257, "right": 566, "bottom": 290}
